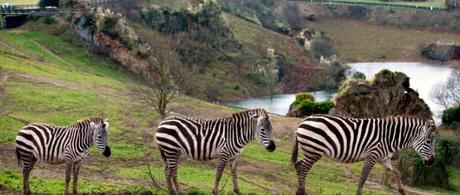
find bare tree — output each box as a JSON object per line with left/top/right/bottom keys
{"left": 0, "top": 67, "right": 7, "bottom": 114}
{"left": 431, "top": 70, "right": 460, "bottom": 109}
{"left": 129, "top": 36, "right": 189, "bottom": 119}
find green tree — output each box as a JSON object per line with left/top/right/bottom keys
{"left": 38, "top": 0, "right": 59, "bottom": 7}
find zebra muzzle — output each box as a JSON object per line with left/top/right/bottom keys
{"left": 103, "top": 146, "right": 111, "bottom": 157}
{"left": 266, "top": 140, "right": 276, "bottom": 152}
{"left": 423, "top": 155, "right": 435, "bottom": 167}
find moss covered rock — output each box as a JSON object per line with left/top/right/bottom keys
{"left": 330, "top": 69, "right": 432, "bottom": 119}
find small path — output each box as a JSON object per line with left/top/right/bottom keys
{"left": 31, "top": 40, "right": 77, "bottom": 69}
{"left": 0, "top": 39, "right": 29, "bottom": 58}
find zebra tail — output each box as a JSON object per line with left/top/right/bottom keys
{"left": 291, "top": 136, "right": 298, "bottom": 167}
{"left": 16, "top": 148, "right": 22, "bottom": 169}
{"left": 159, "top": 148, "right": 166, "bottom": 162}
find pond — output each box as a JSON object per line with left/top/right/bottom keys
{"left": 230, "top": 62, "right": 454, "bottom": 119}
{"left": 229, "top": 91, "right": 334, "bottom": 115}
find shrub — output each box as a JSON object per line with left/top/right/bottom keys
{"left": 296, "top": 101, "right": 334, "bottom": 116}
{"left": 352, "top": 71, "right": 366, "bottom": 80}
{"left": 294, "top": 92, "right": 315, "bottom": 105}
{"left": 292, "top": 93, "right": 334, "bottom": 117}
{"left": 310, "top": 38, "right": 336, "bottom": 60}
{"left": 64, "top": 12, "right": 75, "bottom": 22}
{"left": 442, "top": 106, "right": 460, "bottom": 126}
{"left": 398, "top": 136, "right": 460, "bottom": 189}
{"left": 101, "top": 17, "right": 119, "bottom": 39}
{"left": 42, "top": 16, "right": 55, "bottom": 25}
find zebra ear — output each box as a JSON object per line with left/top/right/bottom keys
{"left": 250, "top": 113, "right": 259, "bottom": 119}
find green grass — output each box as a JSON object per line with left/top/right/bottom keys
{"left": 0, "top": 19, "right": 451, "bottom": 195}
{"left": 306, "top": 18, "right": 460, "bottom": 62}
{"left": 0, "top": 0, "right": 37, "bottom": 5}
{"left": 329, "top": 0, "right": 446, "bottom": 8}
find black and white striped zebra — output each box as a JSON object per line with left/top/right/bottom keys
{"left": 15, "top": 116, "right": 111, "bottom": 195}
{"left": 291, "top": 114, "right": 436, "bottom": 195}
{"left": 155, "top": 109, "right": 276, "bottom": 195}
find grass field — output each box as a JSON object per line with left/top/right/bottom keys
{"left": 0, "top": 0, "right": 38, "bottom": 5}
{"left": 306, "top": 18, "right": 460, "bottom": 63}
{"left": 0, "top": 19, "right": 457, "bottom": 194}
{"left": 328, "top": 0, "right": 446, "bottom": 8}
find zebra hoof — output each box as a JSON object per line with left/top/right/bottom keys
{"left": 398, "top": 189, "right": 406, "bottom": 195}
{"left": 296, "top": 189, "right": 306, "bottom": 195}
{"left": 234, "top": 189, "right": 242, "bottom": 195}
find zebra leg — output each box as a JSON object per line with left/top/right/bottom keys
{"left": 164, "top": 165, "right": 174, "bottom": 195}
{"left": 212, "top": 155, "right": 229, "bottom": 195}
{"left": 380, "top": 158, "right": 406, "bottom": 195}
{"left": 163, "top": 151, "right": 181, "bottom": 195}
{"left": 295, "top": 154, "right": 320, "bottom": 195}
{"left": 72, "top": 160, "right": 82, "bottom": 195}
{"left": 230, "top": 156, "right": 242, "bottom": 195}
{"left": 22, "top": 154, "right": 37, "bottom": 195}
{"left": 356, "top": 157, "right": 377, "bottom": 195}
{"left": 170, "top": 162, "right": 182, "bottom": 194}
{"left": 64, "top": 161, "right": 73, "bottom": 195}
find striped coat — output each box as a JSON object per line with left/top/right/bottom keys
{"left": 15, "top": 117, "right": 111, "bottom": 195}
{"left": 291, "top": 114, "right": 436, "bottom": 195}
{"left": 155, "top": 109, "right": 276, "bottom": 195}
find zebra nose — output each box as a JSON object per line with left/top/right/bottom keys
{"left": 103, "top": 146, "right": 111, "bottom": 157}
{"left": 424, "top": 155, "right": 435, "bottom": 167}
{"left": 266, "top": 140, "right": 276, "bottom": 152}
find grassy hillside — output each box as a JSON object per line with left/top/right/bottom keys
{"left": 306, "top": 18, "right": 460, "bottom": 63}
{"left": 0, "top": 21, "right": 456, "bottom": 195}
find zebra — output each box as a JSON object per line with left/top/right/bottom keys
{"left": 155, "top": 108, "right": 276, "bottom": 195}
{"left": 291, "top": 114, "right": 436, "bottom": 195}
{"left": 15, "top": 116, "right": 111, "bottom": 195}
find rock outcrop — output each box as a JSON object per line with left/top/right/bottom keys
{"left": 330, "top": 70, "right": 432, "bottom": 119}
{"left": 422, "top": 43, "right": 460, "bottom": 62}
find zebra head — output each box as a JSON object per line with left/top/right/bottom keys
{"left": 250, "top": 109, "right": 276, "bottom": 152}
{"left": 413, "top": 119, "right": 436, "bottom": 166}
{"left": 91, "top": 119, "right": 111, "bottom": 157}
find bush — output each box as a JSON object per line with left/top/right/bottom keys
{"left": 291, "top": 93, "right": 334, "bottom": 117}
{"left": 352, "top": 71, "right": 366, "bottom": 80}
{"left": 310, "top": 38, "right": 336, "bottom": 60}
{"left": 442, "top": 106, "right": 460, "bottom": 126}
{"left": 398, "top": 136, "right": 460, "bottom": 189}
{"left": 297, "top": 101, "right": 334, "bottom": 117}
{"left": 101, "top": 17, "right": 119, "bottom": 39}
{"left": 42, "top": 16, "right": 55, "bottom": 25}
{"left": 293, "top": 92, "right": 315, "bottom": 105}
{"left": 64, "top": 12, "right": 75, "bottom": 22}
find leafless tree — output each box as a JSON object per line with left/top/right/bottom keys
{"left": 431, "top": 70, "right": 460, "bottom": 109}
{"left": 0, "top": 67, "right": 8, "bottom": 114}
{"left": 129, "top": 36, "right": 189, "bottom": 119}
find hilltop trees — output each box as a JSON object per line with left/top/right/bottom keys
{"left": 38, "top": 0, "right": 59, "bottom": 7}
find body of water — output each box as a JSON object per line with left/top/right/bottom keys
{"left": 229, "top": 91, "right": 333, "bottom": 115}
{"left": 230, "top": 62, "right": 454, "bottom": 119}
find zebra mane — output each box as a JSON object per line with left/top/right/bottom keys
{"left": 165, "top": 109, "right": 268, "bottom": 123}
{"left": 75, "top": 117, "right": 106, "bottom": 126}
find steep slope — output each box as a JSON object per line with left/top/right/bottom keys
{"left": 0, "top": 22, "right": 399, "bottom": 194}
